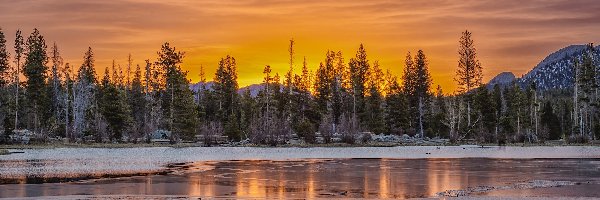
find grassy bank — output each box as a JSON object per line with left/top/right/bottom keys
{"left": 0, "top": 143, "right": 203, "bottom": 149}
{"left": 0, "top": 149, "right": 9, "bottom": 155}
{"left": 2, "top": 140, "right": 599, "bottom": 149}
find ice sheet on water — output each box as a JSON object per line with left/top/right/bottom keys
{"left": 0, "top": 146, "right": 599, "bottom": 180}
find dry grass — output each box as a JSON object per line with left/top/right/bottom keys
{"left": 0, "top": 149, "right": 9, "bottom": 155}
{"left": 0, "top": 143, "right": 203, "bottom": 149}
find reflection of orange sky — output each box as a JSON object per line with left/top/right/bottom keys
{"left": 379, "top": 159, "right": 390, "bottom": 198}
{"left": 2, "top": 1, "right": 600, "bottom": 93}
{"left": 236, "top": 161, "right": 266, "bottom": 198}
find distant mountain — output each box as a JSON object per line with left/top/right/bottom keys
{"left": 189, "top": 81, "right": 264, "bottom": 97}
{"left": 486, "top": 72, "right": 516, "bottom": 90}
{"left": 237, "top": 84, "right": 264, "bottom": 97}
{"left": 189, "top": 81, "right": 215, "bottom": 92}
{"left": 488, "top": 44, "right": 600, "bottom": 90}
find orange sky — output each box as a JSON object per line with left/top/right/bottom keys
{"left": 1, "top": 0, "right": 600, "bottom": 92}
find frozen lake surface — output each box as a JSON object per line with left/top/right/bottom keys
{"left": 0, "top": 146, "right": 599, "bottom": 199}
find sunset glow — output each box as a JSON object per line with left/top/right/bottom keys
{"left": 1, "top": 0, "right": 599, "bottom": 92}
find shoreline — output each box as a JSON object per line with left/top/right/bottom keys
{"left": 2, "top": 141, "right": 599, "bottom": 150}
{"left": 1, "top": 146, "right": 599, "bottom": 182}
{"left": 1, "top": 147, "right": 599, "bottom": 199}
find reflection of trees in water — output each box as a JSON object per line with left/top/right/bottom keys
{"left": 4, "top": 158, "right": 600, "bottom": 198}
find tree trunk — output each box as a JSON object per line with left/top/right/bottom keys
{"left": 418, "top": 96, "right": 424, "bottom": 138}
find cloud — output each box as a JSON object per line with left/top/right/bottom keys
{"left": 0, "top": 0, "right": 599, "bottom": 91}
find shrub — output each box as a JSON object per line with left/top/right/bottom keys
{"left": 359, "top": 132, "right": 372, "bottom": 144}
{"left": 295, "top": 120, "right": 316, "bottom": 144}
{"left": 567, "top": 134, "right": 590, "bottom": 144}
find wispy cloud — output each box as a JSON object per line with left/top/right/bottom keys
{"left": 1, "top": 0, "right": 599, "bottom": 91}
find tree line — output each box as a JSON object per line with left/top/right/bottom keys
{"left": 0, "top": 28, "right": 597, "bottom": 145}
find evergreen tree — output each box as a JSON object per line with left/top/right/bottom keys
{"left": 143, "top": 60, "right": 162, "bottom": 142}
{"left": 364, "top": 61, "right": 384, "bottom": 133}
{"left": 348, "top": 44, "right": 369, "bottom": 126}
{"left": 455, "top": 30, "right": 483, "bottom": 136}
{"left": 62, "top": 63, "right": 72, "bottom": 140}
{"left": 572, "top": 43, "right": 598, "bottom": 141}
{"left": 129, "top": 64, "right": 146, "bottom": 140}
{"left": 473, "top": 85, "right": 496, "bottom": 142}
{"left": 13, "top": 30, "right": 24, "bottom": 131}
{"left": 403, "top": 50, "right": 432, "bottom": 137}
{"left": 48, "top": 43, "right": 65, "bottom": 137}
{"left": 384, "top": 71, "right": 408, "bottom": 135}
{"left": 156, "top": 42, "right": 198, "bottom": 141}
{"left": 99, "top": 67, "right": 132, "bottom": 141}
{"left": 401, "top": 52, "right": 416, "bottom": 133}
{"left": 213, "top": 55, "right": 240, "bottom": 140}
{"left": 330, "top": 51, "right": 346, "bottom": 127}
{"left": 284, "top": 39, "right": 295, "bottom": 122}
{"left": 314, "top": 53, "right": 334, "bottom": 118}
{"left": 491, "top": 84, "right": 505, "bottom": 142}
{"left": 508, "top": 83, "right": 527, "bottom": 142}
{"left": 0, "top": 28, "right": 9, "bottom": 138}
{"left": 429, "top": 85, "right": 448, "bottom": 138}
{"left": 72, "top": 47, "right": 97, "bottom": 140}
{"left": 291, "top": 57, "right": 320, "bottom": 139}
{"left": 540, "top": 101, "right": 561, "bottom": 140}
{"left": 0, "top": 28, "right": 9, "bottom": 86}
{"left": 23, "top": 28, "right": 49, "bottom": 134}
{"left": 239, "top": 89, "right": 255, "bottom": 139}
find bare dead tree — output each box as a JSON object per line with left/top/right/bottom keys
{"left": 201, "top": 121, "right": 223, "bottom": 146}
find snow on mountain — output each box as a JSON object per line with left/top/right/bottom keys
{"left": 488, "top": 44, "right": 600, "bottom": 91}
{"left": 189, "top": 81, "right": 264, "bottom": 97}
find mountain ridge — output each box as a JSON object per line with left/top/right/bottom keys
{"left": 488, "top": 44, "right": 600, "bottom": 90}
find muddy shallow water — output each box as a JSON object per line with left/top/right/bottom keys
{"left": 1, "top": 147, "right": 600, "bottom": 199}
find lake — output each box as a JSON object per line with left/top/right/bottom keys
{"left": 0, "top": 146, "right": 599, "bottom": 199}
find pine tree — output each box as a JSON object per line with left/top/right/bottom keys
{"left": 23, "top": 28, "right": 49, "bottom": 135}
{"left": 473, "top": 85, "right": 496, "bottom": 142}
{"left": 314, "top": 52, "right": 335, "bottom": 117}
{"left": 401, "top": 52, "right": 416, "bottom": 133}
{"left": 430, "top": 85, "right": 448, "bottom": 138}
{"left": 13, "top": 30, "right": 24, "bottom": 131}
{"left": 283, "top": 39, "right": 295, "bottom": 138}
{"left": 0, "top": 28, "right": 9, "bottom": 86}
{"left": 455, "top": 30, "right": 483, "bottom": 135}
{"left": 257, "top": 65, "right": 274, "bottom": 143}
{"left": 213, "top": 55, "right": 240, "bottom": 140}
{"left": 403, "top": 50, "right": 432, "bottom": 138}
{"left": 62, "top": 63, "right": 72, "bottom": 140}
{"left": 99, "top": 67, "right": 132, "bottom": 141}
{"left": 384, "top": 71, "right": 408, "bottom": 135}
{"left": 48, "top": 43, "right": 65, "bottom": 136}
{"left": 129, "top": 64, "right": 146, "bottom": 140}
{"left": 364, "top": 61, "right": 384, "bottom": 133}
{"left": 126, "top": 53, "right": 132, "bottom": 88}
{"left": 402, "top": 52, "right": 415, "bottom": 98}
{"left": 72, "top": 47, "right": 97, "bottom": 140}
{"left": 349, "top": 44, "right": 369, "bottom": 126}
{"left": 509, "top": 83, "right": 526, "bottom": 142}
{"left": 143, "top": 60, "right": 161, "bottom": 142}
{"left": 540, "top": 101, "right": 561, "bottom": 140}
{"left": 330, "top": 51, "right": 345, "bottom": 127}
{"left": 0, "top": 28, "right": 9, "bottom": 138}
{"left": 239, "top": 89, "right": 255, "bottom": 140}
{"left": 491, "top": 84, "right": 504, "bottom": 142}
{"left": 156, "top": 42, "right": 198, "bottom": 141}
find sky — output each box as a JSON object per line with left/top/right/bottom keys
{"left": 1, "top": 0, "right": 599, "bottom": 92}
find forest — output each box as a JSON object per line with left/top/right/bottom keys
{"left": 0, "top": 28, "right": 598, "bottom": 145}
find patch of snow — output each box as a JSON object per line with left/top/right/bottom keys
{"left": 1, "top": 146, "right": 599, "bottom": 180}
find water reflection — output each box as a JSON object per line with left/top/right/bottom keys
{"left": 1, "top": 158, "right": 599, "bottom": 198}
